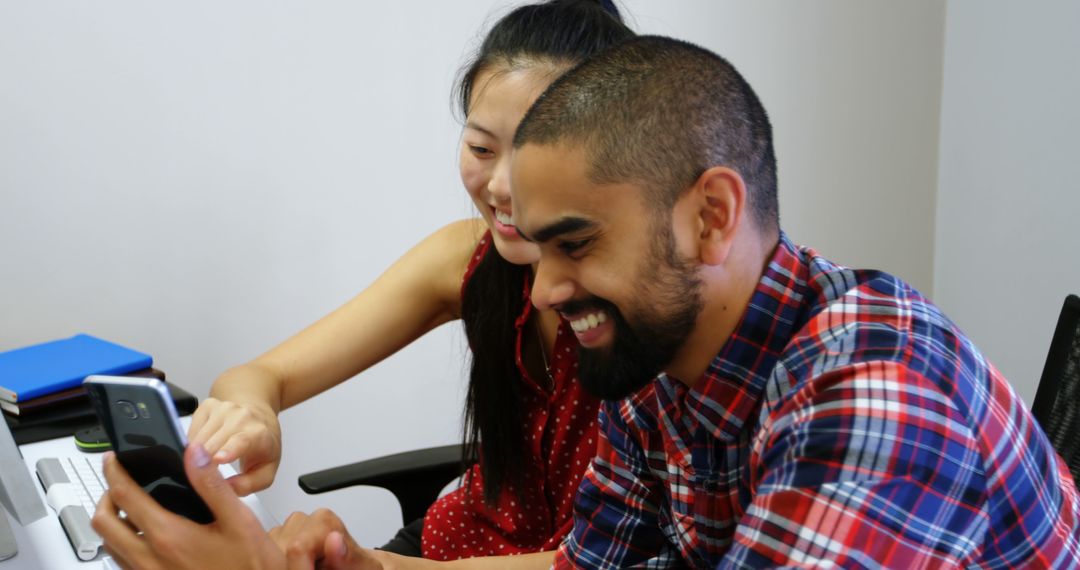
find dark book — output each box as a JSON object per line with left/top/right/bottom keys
{"left": 4, "top": 371, "right": 198, "bottom": 446}
{"left": 1, "top": 368, "right": 165, "bottom": 417}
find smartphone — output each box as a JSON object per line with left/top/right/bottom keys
{"left": 84, "top": 375, "right": 214, "bottom": 524}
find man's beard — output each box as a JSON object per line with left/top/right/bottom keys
{"left": 571, "top": 229, "right": 704, "bottom": 400}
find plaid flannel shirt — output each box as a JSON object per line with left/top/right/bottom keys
{"left": 555, "top": 233, "right": 1080, "bottom": 568}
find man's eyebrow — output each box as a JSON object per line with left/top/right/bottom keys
{"left": 518, "top": 216, "right": 596, "bottom": 244}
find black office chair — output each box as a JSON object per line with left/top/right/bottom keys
{"left": 298, "top": 444, "right": 468, "bottom": 524}
{"left": 1030, "top": 294, "right": 1080, "bottom": 486}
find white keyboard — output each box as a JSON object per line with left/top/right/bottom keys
{"left": 35, "top": 456, "right": 105, "bottom": 561}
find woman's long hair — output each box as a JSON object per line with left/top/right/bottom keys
{"left": 457, "top": 0, "right": 633, "bottom": 506}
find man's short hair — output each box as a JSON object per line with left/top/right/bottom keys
{"left": 514, "top": 35, "right": 779, "bottom": 232}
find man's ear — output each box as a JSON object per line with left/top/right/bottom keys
{"left": 695, "top": 166, "right": 745, "bottom": 266}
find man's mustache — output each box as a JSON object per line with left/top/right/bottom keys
{"left": 559, "top": 296, "right": 619, "bottom": 317}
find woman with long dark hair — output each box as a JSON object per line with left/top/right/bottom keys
{"left": 174, "top": 1, "right": 633, "bottom": 566}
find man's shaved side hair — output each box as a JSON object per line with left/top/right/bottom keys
{"left": 514, "top": 35, "right": 779, "bottom": 233}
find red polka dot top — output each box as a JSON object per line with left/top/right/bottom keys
{"left": 421, "top": 233, "right": 601, "bottom": 560}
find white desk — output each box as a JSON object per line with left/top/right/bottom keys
{"left": 1, "top": 418, "right": 279, "bottom": 569}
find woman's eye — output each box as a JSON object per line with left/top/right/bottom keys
{"left": 469, "top": 145, "right": 493, "bottom": 157}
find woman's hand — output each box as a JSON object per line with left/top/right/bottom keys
{"left": 188, "top": 397, "right": 283, "bottom": 495}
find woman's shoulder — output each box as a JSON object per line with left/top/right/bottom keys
{"left": 433, "top": 218, "right": 488, "bottom": 245}
{"left": 406, "top": 218, "right": 489, "bottom": 306}
{"left": 410, "top": 218, "right": 483, "bottom": 253}
{"left": 417, "top": 218, "right": 488, "bottom": 265}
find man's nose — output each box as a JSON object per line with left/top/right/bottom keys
{"left": 530, "top": 256, "right": 575, "bottom": 312}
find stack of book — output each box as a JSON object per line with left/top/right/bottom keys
{"left": 0, "top": 334, "right": 154, "bottom": 417}
{"left": 0, "top": 334, "right": 196, "bottom": 444}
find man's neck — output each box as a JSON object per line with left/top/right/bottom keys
{"left": 665, "top": 233, "right": 780, "bottom": 387}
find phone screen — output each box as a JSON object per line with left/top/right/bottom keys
{"left": 85, "top": 376, "right": 214, "bottom": 524}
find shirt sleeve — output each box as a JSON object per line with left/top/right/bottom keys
{"left": 720, "top": 360, "right": 989, "bottom": 568}
{"left": 554, "top": 400, "right": 682, "bottom": 569}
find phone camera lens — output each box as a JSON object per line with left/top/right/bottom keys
{"left": 117, "top": 400, "right": 138, "bottom": 420}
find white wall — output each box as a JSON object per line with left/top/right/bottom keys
{"left": 935, "top": 0, "right": 1080, "bottom": 404}
{"left": 1, "top": 1, "right": 947, "bottom": 545}
{"left": 629, "top": 1, "right": 946, "bottom": 295}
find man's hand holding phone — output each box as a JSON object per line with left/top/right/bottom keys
{"left": 85, "top": 376, "right": 215, "bottom": 523}
{"left": 85, "top": 377, "right": 384, "bottom": 569}
{"left": 92, "top": 444, "right": 289, "bottom": 570}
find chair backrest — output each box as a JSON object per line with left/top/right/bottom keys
{"left": 1031, "top": 294, "right": 1080, "bottom": 485}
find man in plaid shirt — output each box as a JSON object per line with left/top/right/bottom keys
{"left": 510, "top": 36, "right": 1080, "bottom": 568}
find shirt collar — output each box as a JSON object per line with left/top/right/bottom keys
{"left": 659, "top": 232, "right": 811, "bottom": 442}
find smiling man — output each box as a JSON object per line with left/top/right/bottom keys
{"left": 510, "top": 36, "right": 1080, "bottom": 568}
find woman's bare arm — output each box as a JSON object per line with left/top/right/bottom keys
{"left": 188, "top": 219, "right": 488, "bottom": 494}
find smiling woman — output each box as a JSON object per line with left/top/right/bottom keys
{"left": 459, "top": 68, "right": 552, "bottom": 264}
{"left": 86, "top": 1, "right": 636, "bottom": 569}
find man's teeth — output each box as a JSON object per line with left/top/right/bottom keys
{"left": 570, "top": 311, "right": 608, "bottom": 333}
{"left": 495, "top": 210, "right": 513, "bottom": 225}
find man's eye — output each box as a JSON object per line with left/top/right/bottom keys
{"left": 469, "top": 145, "right": 493, "bottom": 157}
{"left": 558, "top": 238, "right": 592, "bottom": 256}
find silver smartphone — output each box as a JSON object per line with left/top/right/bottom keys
{"left": 84, "top": 375, "right": 213, "bottom": 524}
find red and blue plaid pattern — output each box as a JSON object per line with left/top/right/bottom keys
{"left": 555, "top": 234, "right": 1080, "bottom": 568}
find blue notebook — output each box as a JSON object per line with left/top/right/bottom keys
{"left": 0, "top": 334, "right": 153, "bottom": 403}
